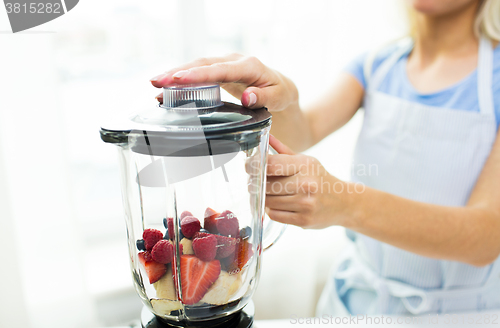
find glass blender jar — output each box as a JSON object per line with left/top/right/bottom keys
{"left": 100, "top": 84, "right": 285, "bottom": 327}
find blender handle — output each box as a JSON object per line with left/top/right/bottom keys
{"left": 262, "top": 146, "right": 287, "bottom": 251}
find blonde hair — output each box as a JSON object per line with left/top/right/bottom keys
{"left": 476, "top": 0, "right": 500, "bottom": 41}
{"left": 408, "top": 0, "right": 500, "bottom": 42}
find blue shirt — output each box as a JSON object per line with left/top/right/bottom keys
{"left": 344, "top": 44, "right": 500, "bottom": 127}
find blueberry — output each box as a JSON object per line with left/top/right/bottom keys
{"left": 179, "top": 230, "right": 185, "bottom": 240}
{"left": 164, "top": 229, "right": 169, "bottom": 239}
{"left": 239, "top": 226, "right": 252, "bottom": 239}
{"left": 200, "top": 228, "right": 209, "bottom": 234}
{"left": 163, "top": 217, "right": 168, "bottom": 229}
{"left": 136, "top": 239, "right": 146, "bottom": 251}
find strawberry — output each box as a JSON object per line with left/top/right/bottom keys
{"left": 214, "top": 234, "right": 237, "bottom": 259}
{"left": 222, "top": 241, "right": 253, "bottom": 274}
{"left": 192, "top": 234, "right": 217, "bottom": 261}
{"left": 215, "top": 210, "right": 239, "bottom": 237}
{"left": 143, "top": 228, "right": 164, "bottom": 250}
{"left": 204, "top": 207, "right": 219, "bottom": 234}
{"left": 151, "top": 240, "right": 174, "bottom": 264}
{"left": 180, "top": 211, "right": 193, "bottom": 220}
{"left": 180, "top": 255, "right": 221, "bottom": 305}
{"left": 180, "top": 216, "right": 201, "bottom": 239}
{"left": 138, "top": 252, "right": 167, "bottom": 284}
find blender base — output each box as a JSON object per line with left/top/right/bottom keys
{"left": 141, "top": 301, "right": 254, "bottom": 328}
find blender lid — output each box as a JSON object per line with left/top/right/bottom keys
{"left": 100, "top": 83, "right": 272, "bottom": 142}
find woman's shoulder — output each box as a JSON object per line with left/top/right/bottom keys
{"left": 343, "top": 42, "right": 401, "bottom": 89}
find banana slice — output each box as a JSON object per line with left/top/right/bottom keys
{"left": 151, "top": 299, "right": 182, "bottom": 315}
{"left": 180, "top": 238, "right": 194, "bottom": 255}
{"left": 153, "top": 266, "right": 176, "bottom": 300}
{"left": 201, "top": 270, "right": 242, "bottom": 305}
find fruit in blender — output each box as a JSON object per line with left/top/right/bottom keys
{"left": 204, "top": 207, "right": 220, "bottom": 233}
{"left": 138, "top": 252, "right": 167, "bottom": 284}
{"left": 200, "top": 270, "right": 242, "bottom": 305}
{"left": 180, "top": 255, "right": 221, "bottom": 305}
{"left": 180, "top": 216, "right": 201, "bottom": 239}
{"left": 194, "top": 232, "right": 237, "bottom": 259}
{"left": 180, "top": 211, "right": 193, "bottom": 220}
{"left": 143, "top": 229, "right": 164, "bottom": 250}
{"left": 215, "top": 210, "right": 239, "bottom": 237}
{"left": 221, "top": 240, "right": 254, "bottom": 274}
{"left": 179, "top": 238, "right": 194, "bottom": 255}
{"left": 153, "top": 266, "right": 177, "bottom": 300}
{"left": 151, "top": 299, "right": 182, "bottom": 315}
{"left": 192, "top": 234, "right": 217, "bottom": 262}
{"left": 151, "top": 240, "right": 174, "bottom": 264}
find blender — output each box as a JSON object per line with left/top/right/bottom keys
{"left": 100, "top": 83, "right": 285, "bottom": 327}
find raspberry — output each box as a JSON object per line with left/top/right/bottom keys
{"left": 192, "top": 234, "right": 217, "bottom": 262}
{"left": 180, "top": 211, "right": 193, "bottom": 220}
{"left": 143, "top": 228, "right": 164, "bottom": 250}
{"left": 151, "top": 240, "right": 174, "bottom": 264}
{"left": 215, "top": 210, "right": 239, "bottom": 237}
{"left": 181, "top": 216, "right": 201, "bottom": 239}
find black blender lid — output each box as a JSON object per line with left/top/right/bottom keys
{"left": 100, "top": 83, "right": 271, "bottom": 139}
{"left": 100, "top": 84, "right": 272, "bottom": 156}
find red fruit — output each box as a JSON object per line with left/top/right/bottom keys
{"left": 141, "top": 250, "right": 154, "bottom": 262}
{"left": 166, "top": 217, "right": 175, "bottom": 240}
{"left": 214, "top": 234, "right": 237, "bottom": 259}
{"left": 138, "top": 252, "right": 167, "bottom": 284}
{"left": 180, "top": 255, "right": 221, "bottom": 305}
{"left": 192, "top": 234, "right": 217, "bottom": 262}
{"left": 180, "top": 211, "right": 193, "bottom": 220}
{"left": 151, "top": 240, "right": 174, "bottom": 264}
{"left": 181, "top": 216, "right": 201, "bottom": 239}
{"left": 143, "top": 229, "right": 164, "bottom": 250}
{"left": 194, "top": 232, "right": 237, "bottom": 259}
{"left": 222, "top": 241, "right": 253, "bottom": 274}
{"left": 204, "top": 207, "right": 219, "bottom": 234}
{"left": 215, "top": 210, "right": 239, "bottom": 237}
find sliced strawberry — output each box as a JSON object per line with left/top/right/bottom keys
{"left": 138, "top": 252, "right": 167, "bottom": 284}
{"left": 221, "top": 241, "right": 253, "bottom": 274}
{"left": 204, "top": 207, "right": 219, "bottom": 234}
{"left": 180, "top": 255, "right": 221, "bottom": 305}
{"left": 215, "top": 210, "right": 239, "bottom": 237}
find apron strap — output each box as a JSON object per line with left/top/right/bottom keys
{"left": 365, "top": 37, "right": 413, "bottom": 93}
{"left": 477, "top": 35, "right": 495, "bottom": 117}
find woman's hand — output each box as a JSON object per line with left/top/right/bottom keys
{"left": 265, "top": 135, "right": 351, "bottom": 229}
{"left": 150, "top": 53, "right": 298, "bottom": 112}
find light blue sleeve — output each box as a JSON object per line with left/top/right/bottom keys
{"left": 492, "top": 45, "right": 500, "bottom": 127}
{"left": 343, "top": 52, "right": 368, "bottom": 89}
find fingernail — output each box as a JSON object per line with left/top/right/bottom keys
{"left": 248, "top": 92, "right": 257, "bottom": 106}
{"left": 172, "top": 70, "right": 189, "bottom": 79}
{"left": 150, "top": 74, "right": 165, "bottom": 82}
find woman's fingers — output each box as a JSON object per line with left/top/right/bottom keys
{"left": 265, "top": 208, "right": 298, "bottom": 225}
{"left": 269, "top": 135, "right": 295, "bottom": 155}
{"left": 265, "top": 194, "right": 302, "bottom": 211}
{"left": 266, "top": 176, "right": 299, "bottom": 195}
{"left": 150, "top": 53, "right": 243, "bottom": 87}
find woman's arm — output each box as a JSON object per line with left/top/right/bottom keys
{"left": 266, "top": 130, "right": 500, "bottom": 267}
{"left": 150, "top": 54, "right": 364, "bottom": 152}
